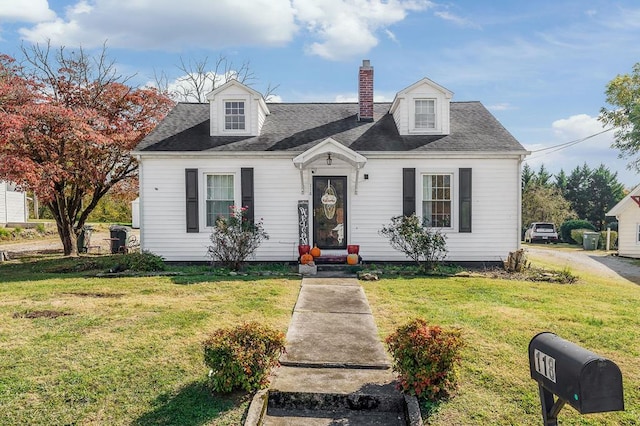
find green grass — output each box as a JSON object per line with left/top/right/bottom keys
{"left": 364, "top": 253, "right": 640, "bottom": 425}
{"left": 0, "top": 260, "right": 300, "bottom": 425}
{"left": 2, "top": 253, "right": 639, "bottom": 425}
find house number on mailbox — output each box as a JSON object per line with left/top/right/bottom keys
{"left": 534, "top": 349, "right": 556, "bottom": 383}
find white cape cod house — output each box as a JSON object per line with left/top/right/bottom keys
{"left": 132, "top": 61, "right": 529, "bottom": 263}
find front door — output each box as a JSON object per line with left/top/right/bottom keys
{"left": 313, "top": 176, "right": 347, "bottom": 250}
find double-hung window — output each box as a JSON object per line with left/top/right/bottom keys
{"left": 422, "top": 174, "right": 451, "bottom": 227}
{"left": 415, "top": 99, "right": 436, "bottom": 129}
{"left": 224, "top": 101, "right": 245, "bottom": 130}
{"left": 206, "top": 174, "right": 234, "bottom": 226}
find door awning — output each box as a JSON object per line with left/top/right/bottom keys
{"left": 292, "top": 137, "right": 367, "bottom": 169}
{"left": 292, "top": 138, "right": 367, "bottom": 194}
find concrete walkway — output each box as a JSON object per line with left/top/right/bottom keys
{"left": 259, "top": 276, "right": 411, "bottom": 425}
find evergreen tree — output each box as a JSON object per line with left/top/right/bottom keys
{"left": 589, "top": 164, "right": 625, "bottom": 230}
{"left": 522, "top": 163, "right": 535, "bottom": 190}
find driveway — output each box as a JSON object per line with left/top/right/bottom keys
{"left": 526, "top": 245, "right": 640, "bottom": 285}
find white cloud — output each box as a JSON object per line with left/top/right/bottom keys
{"left": 16, "top": 0, "right": 433, "bottom": 60}
{"left": 19, "top": 0, "right": 297, "bottom": 50}
{"left": 524, "top": 114, "right": 639, "bottom": 186}
{"left": 434, "top": 11, "right": 480, "bottom": 29}
{"left": 487, "top": 103, "right": 516, "bottom": 111}
{"left": 0, "top": 0, "right": 55, "bottom": 22}
{"left": 294, "top": 0, "right": 433, "bottom": 60}
{"left": 551, "top": 114, "right": 609, "bottom": 139}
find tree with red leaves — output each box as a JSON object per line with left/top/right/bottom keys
{"left": 0, "top": 44, "right": 173, "bottom": 256}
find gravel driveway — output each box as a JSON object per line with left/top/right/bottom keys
{"left": 526, "top": 245, "right": 640, "bottom": 285}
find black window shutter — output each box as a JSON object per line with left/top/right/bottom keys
{"left": 185, "top": 169, "right": 199, "bottom": 233}
{"left": 459, "top": 168, "right": 472, "bottom": 233}
{"left": 403, "top": 168, "right": 416, "bottom": 217}
{"left": 241, "top": 168, "right": 254, "bottom": 223}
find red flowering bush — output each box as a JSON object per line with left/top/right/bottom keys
{"left": 203, "top": 322, "right": 286, "bottom": 393}
{"left": 385, "top": 318, "right": 464, "bottom": 400}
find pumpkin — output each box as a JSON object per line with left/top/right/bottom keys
{"left": 310, "top": 244, "right": 321, "bottom": 257}
{"left": 347, "top": 244, "right": 360, "bottom": 254}
{"left": 346, "top": 253, "right": 359, "bottom": 265}
{"left": 300, "top": 253, "right": 314, "bottom": 264}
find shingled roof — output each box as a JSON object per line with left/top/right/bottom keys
{"left": 135, "top": 101, "right": 527, "bottom": 153}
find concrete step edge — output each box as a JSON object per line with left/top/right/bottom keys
{"left": 279, "top": 360, "right": 391, "bottom": 369}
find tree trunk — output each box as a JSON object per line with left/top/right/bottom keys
{"left": 49, "top": 200, "right": 80, "bottom": 257}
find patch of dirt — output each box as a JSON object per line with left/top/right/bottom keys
{"left": 13, "top": 310, "right": 72, "bottom": 319}
{"left": 63, "top": 292, "right": 124, "bottom": 298}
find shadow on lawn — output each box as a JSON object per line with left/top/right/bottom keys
{"left": 132, "top": 381, "right": 250, "bottom": 426}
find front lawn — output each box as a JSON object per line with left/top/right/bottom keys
{"left": 365, "top": 253, "right": 640, "bottom": 425}
{"left": 0, "top": 258, "right": 300, "bottom": 425}
{"left": 1, "top": 253, "right": 638, "bottom": 425}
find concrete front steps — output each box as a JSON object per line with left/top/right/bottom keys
{"left": 246, "top": 367, "right": 422, "bottom": 425}
{"left": 243, "top": 277, "right": 423, "bottom": 425}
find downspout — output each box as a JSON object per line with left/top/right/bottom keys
{"left": 298, "top": 164, "right": 305, "bottom": 194}
{"left": 517, "top": 155, "right": 526, "bottom": 249}
{"left": 136, "top": 155, "right": 143, "bottom": 251}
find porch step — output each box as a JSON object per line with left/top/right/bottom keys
{"left": 314, "top": 263, "right": 361, "bottom": 277}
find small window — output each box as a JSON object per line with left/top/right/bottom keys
{"left": 206, "top": 174, "right": 234, "bottom": 226}
{"left": 415, "top": 99, "right": 436, "bottom": 129}
{"left": 422, "top": 174, "right": 451, "bottom": 227}
{"left": 224, "top": 101, "right": 245, "bottom": 130}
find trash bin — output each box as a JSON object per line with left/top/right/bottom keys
{"left": 583, "top": 232, "right": 600, "bottom": 250}
{"left": 109, "top": 225, "right": 129, "bottom": 254}
{"left": 77, "top": 225, "right": 93, "bottom": 253}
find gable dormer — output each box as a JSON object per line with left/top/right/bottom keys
{"left": 390, "top": 78, "right": 453, "bottom": 136}
{"left": 205, "top": 80, "right": 270, "bottom": 136}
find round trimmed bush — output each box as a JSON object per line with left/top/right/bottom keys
{"left": 385, "top": 318, "right": 463, "bottom": 401}
{"left": 560, "top": 220, "right": 596, "bottom": 244}
{"left": 203, "top": 322, "right": 286, "bottom": 393}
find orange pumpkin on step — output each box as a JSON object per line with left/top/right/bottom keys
{"left": 346, "top": 253, "right": 359, "bottom": 265}
{"left": 310, "top": 244, "right": 321, "bottom": 257}
{"left": 300, "top": 253, "right": 314, "bottom": 264}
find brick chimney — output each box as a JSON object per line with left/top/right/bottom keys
{"left": 358, "top": 59, "right": 373, "bottom": 122}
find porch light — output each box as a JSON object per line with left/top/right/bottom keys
{"left": 326, "top": 153, "right": 332, "bottom": 165}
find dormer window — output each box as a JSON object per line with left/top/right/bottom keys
{"left": 415, "top": 99, "right": 436, "bottom": 129}
{"left": 225, "top": 101, "right": 245, "bottom": 130}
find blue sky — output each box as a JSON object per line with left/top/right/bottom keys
{"left": 1, "top": 0, "right": 640, "bottom": 186}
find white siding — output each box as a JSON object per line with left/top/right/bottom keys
{"left": 1, "top": 182, "right": 27, "bottom": 225}
{"left": 615, "top": 203, "right": 640, "bottom": 258}
{"left": 139, "top": 155, "right": 522, "bottom": 263}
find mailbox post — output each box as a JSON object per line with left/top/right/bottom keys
{"left": 529, "top": 332, "right": 624, "bottom": 425}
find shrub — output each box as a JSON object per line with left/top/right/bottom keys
{"left": 121, "top": 251, "right": 166, "bottom": 272}
{"left": 570, "top": 229, "right": 594, "bottom": 246}
{"left": 560, "top": 220, "right": 596, "bottom": 243}
{"left": 203, "top": 322, "right": 286, "bottom": 393}
{"left": 379, "top": 214, "right": 447, "bottom": 272}
{"left": 599, "top": 230, "right": 618, "bottom": 249}
{"left": 35, "top": 223, "right": 46, "bottom": 234}
{"left": 385, "top": 318, "right": 463, "bottom": 401}
{"left": 207, "top": 206, "right": 269, "bottom": 271}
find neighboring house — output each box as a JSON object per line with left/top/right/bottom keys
{"left": 132, "top": 60, "right": 529, "bottom": 263}
{"left": 607, "top": 184, "right": 640, "bottom": 258}
{"left": 0, "top": 181, "right": 27, "bottom": 226}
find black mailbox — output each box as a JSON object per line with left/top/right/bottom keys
{"left": 529, "top": 332, "right": 624, "bottom": 424}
